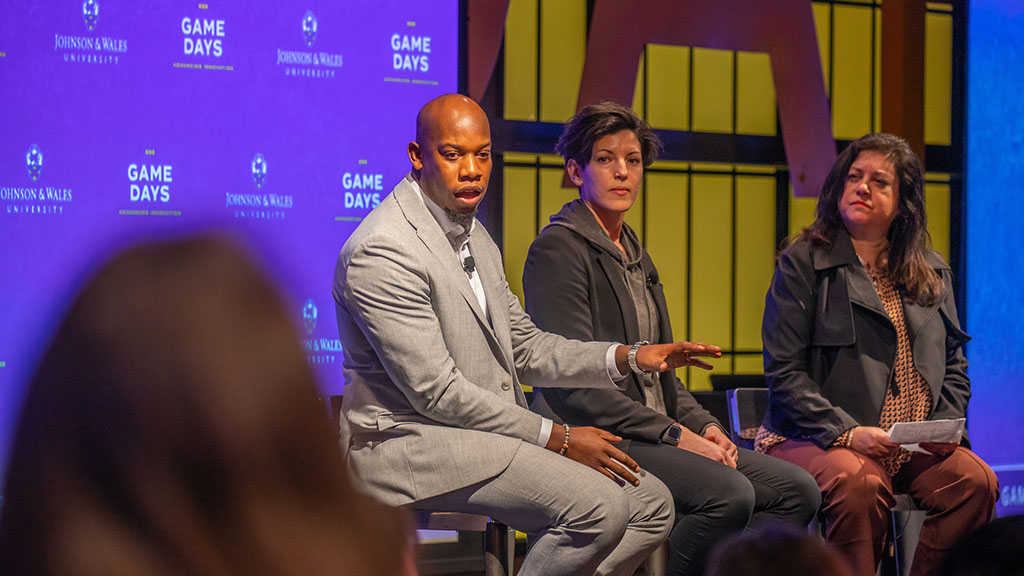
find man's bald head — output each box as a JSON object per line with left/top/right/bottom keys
{"left": 407, "top": 94, "right": 493, "bottom": 221}
{"left": 415, "top": 94, "right": 490, "bottom": 149}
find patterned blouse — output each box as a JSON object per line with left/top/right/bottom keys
{"left": 755, "top": 266, "right": 933, "bottom": 476}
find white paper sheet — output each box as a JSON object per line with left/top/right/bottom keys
{"left": 886, "top": 418, "right": 965, "bottom": 446}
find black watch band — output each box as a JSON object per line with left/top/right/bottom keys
{"left": 662, "top": 423, "right": 683, "bottom": 445}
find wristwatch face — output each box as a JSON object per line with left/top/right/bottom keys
{"left": 663, "top": 424, "right": 681, "bottom": 444}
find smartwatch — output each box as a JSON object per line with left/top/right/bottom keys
{"left": 662, "top": 423, "right": 683, "bottom": 445}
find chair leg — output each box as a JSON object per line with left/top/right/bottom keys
{"left": 485, "top": 521, "right": 514, "bottom": 576}
{"left": 890, "top": 508, "right": 925, "bottom": 576}
{"left": 644, "top": 539, "right": 668, "bottom": 576}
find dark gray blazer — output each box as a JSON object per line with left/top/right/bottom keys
{"left": 761, "top": 229, "right": 972, "bottom": 449}
{"left": 523, "top": 222, "right": 720, "bottom": 448}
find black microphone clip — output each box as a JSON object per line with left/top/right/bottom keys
{"left": 462, "top": 255, "right": 476, "bottom": 274}
{"left": 646, "top": 270, "right": 658, "bottom": 288}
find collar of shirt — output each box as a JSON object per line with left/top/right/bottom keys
{"left": 408, "top": 174, "right": 474, "bottom": 251}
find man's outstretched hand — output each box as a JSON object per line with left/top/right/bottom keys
{"left": 616, "top": 341, "right": 722, "bottom": 375}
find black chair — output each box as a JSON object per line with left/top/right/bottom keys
{"left": 710, "top": 373, "right": 767, "bottom": 391}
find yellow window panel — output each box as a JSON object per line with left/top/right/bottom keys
{"left": 634, "top": 52, "right": 646, "bottom": 118}
{"left": 733, "top": 355, "right": 765, "bottom": 374}
{"left": 537, "top": 153, "right": 564, "bottom": 167}
{"left": 735, "top": 176, "right": 776, "bottom": 351}
{"left": 692, "top": 48, "right": 734, "bottom": 134}
{"left": 539, "top": 0, "right": 586, "bottom": 123}
{"left": 646, "top": 44, "right": 691, "bottom": 131}
{"left": 691, "top": 174, "right": 733, "bottom": 349}
{"left": 649, "top": 159, "right": 691, "bottom": 171}
{"left": 625, "top": 187, "right": 645, "bottom": 238}
{"left": 645, "top": 172, "right": 690, "bottom": 343}
{"left": 504, "top": 0, "right": 538, "bottom": 121}
{"left": 789, "top": 187, "right": 818, "bottom": 238}
{"left": 690, "top": 162, "right": 734, "bottom": 173}
{"left": 736, "top": 52, "right": 777, "bottom": 136}
{"left": 813, "top": 2, "right": 832, "bottom": 97}
{"left": 832, "top": 4, "right": 873, "bottom": 139}
{"left": 925, "top": 12, "right": 953, "bottom": 145}
{"left": 538, "top": 167, "right": 578, "bottom": 231}
{"left": 925, "top": 182, "right": 951, "bottom": 263}
{"left": 503, "top": 166, "right": 539, "bottom": 301}
{"left": 736, "top": 165, "right": 777, "bottom": 175}
{"left": 687, "top": 364, "right": 713, "bottom": 392}
{"left": 502, "top": 151, "right": 539, "bottom": 164}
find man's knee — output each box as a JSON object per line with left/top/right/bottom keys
{"left": 635, "top": 471, "right": 675, "bottom": 535}
{"left": 565, "top": 479, "right": 631, "bottom": 542}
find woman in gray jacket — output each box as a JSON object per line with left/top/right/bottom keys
{"left": 523, "top": 101, "right": 820, "bottom": 576}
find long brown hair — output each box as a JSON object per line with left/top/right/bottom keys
{"left": 804, "top": 132, "right": 943, "bottom": 306}
{"left": 0, "top": 235, "right": 411, "bottom": 576}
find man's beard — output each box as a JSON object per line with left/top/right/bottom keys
{"left": 444, "top": 208, "right": 475, "bottom": 230}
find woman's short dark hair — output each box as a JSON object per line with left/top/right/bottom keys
{"left": 805, "top": 132, "right": 942, "bottom": 306}
{"left": 555, "top": 101, "right": 662, "bottom": 168}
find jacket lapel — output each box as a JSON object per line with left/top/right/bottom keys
{"left": 596, "top": 251, "right": 640, "bottom": 344}
{"left": 393, "top": 177, "right": 498, "bottom": 342}
{"left": 595, "top": 249, "right": 644, "bottom": 401}
{"left": 901, "top": 251, "right": 952, "bottom": 346}
{"left": 813, "top": 229, "right": 889, "bottom": 319}
{"left": 472, "top": 235, "right": 517, "bottom": 375}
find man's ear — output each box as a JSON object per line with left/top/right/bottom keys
{"left": 566, "top": 159, "right": 583, "bottom": 187}
{"left": 408, "top": 142, "right": 424, "bottom": 171}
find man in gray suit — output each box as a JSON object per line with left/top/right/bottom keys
{"left": 334, "top": 94, "right": 719, "bottom": 576}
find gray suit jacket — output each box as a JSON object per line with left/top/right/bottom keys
{"left": 333, "top": 174, "right": 616, "bottom": 506}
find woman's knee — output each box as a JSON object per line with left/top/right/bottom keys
{"left": 957, "top": 455, "right": 1000, "bottom": 512}
{"left": 791, "top": 468, "right": 824, "bottom": 519}
{"left": 822, "top": 466, "right": 892, "bottom": 515}
{"left": 706, "top": 469, "right": 757, "bottom": 526}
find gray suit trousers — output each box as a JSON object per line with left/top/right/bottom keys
{"left": 414, "top": 442, "right": 673, "bottom": 576}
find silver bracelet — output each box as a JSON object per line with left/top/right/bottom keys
{"left": 628, "top": 340, "right": 651, "bottom": 376}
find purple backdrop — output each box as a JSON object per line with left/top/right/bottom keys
{"left": 0, "top": 0, "right": 457, "bottom": 472}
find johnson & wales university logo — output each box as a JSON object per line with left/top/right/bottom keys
{"left": 26, "top": 145, "right": 43, "bottom": 182}
{"left": 82, "top": 0, "right": 99, "bottom": 31}
{"left": 301, "top": 298, "right": 342, "bottom": 365}
{"left": 302, "top": 299, "right": 318, "bottom": 335}
{"left": 251, "top": 153, "right": 267, "bottom": 189}
{"left": 2, "top": 145, "right": 73, "bottom": 215}
{"left": 55, "top": 0, "right": 127, "bottom": 65}
{"left": 276, "top": 10, "right": 342, "bottom": 79}
{"left": 302, "top": 11, "right": 317, "bottom": 48}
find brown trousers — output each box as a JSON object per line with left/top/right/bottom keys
{"left": 768, "top": 440, "right": 998, "bottom": 576}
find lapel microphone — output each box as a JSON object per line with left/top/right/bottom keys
{"left": 646, "top": 269, "right": 658, "bottom": 288}
{"left": 462, "top": 255, "right": 475, "bottom": 274}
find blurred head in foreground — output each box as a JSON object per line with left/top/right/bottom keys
{"left": 939, "top": 514, "right": 1024, "bottom": 576}
{"left": 0, "top": 235, "right": 412, "bottom": 576}
{"left": 706, "top": 523, "right": 853, "bottom": 576}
